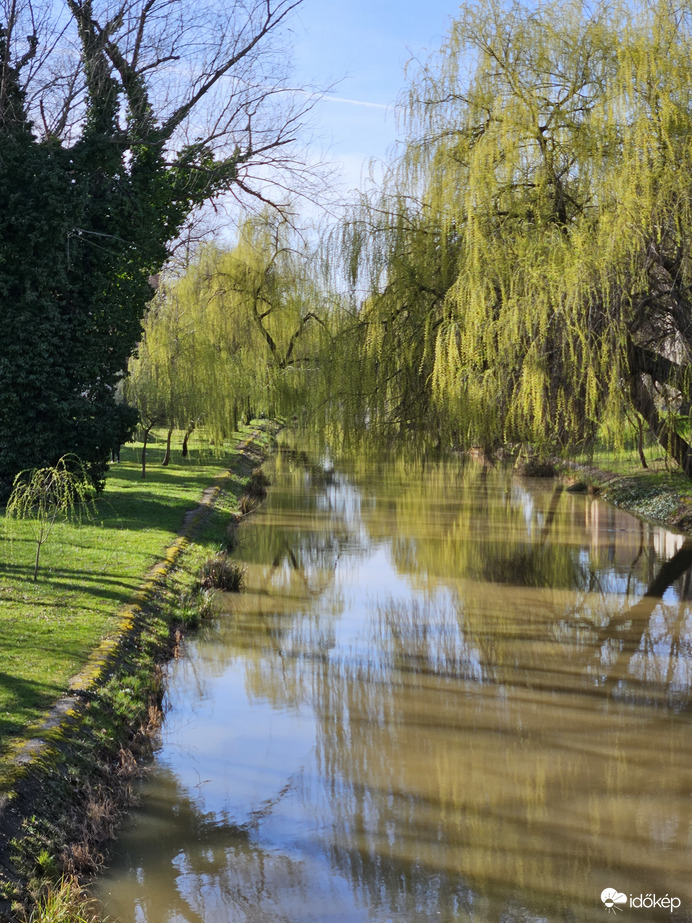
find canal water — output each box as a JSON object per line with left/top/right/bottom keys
{"left": 96, "top": 448, "right": 692, "bottom": 922}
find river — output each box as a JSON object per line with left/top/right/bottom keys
{"left": 96, "top": 447, "right": 692, "bottom": 921}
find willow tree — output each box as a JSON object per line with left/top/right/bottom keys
{"left": 6, "top": 455, "right": 94, "bottom": 579}
{"left": 127, "top": 214, "right": 330, "bottom": 448}
{"left": 333, "top": 1, "right": 692, "bottom": 472}
{"left": 404, "top": 0, "right": 692, "bottom": 469}
{"left": 323, "top": 180, "right": 461, "bottom": 446}
{"left": 126, "top": 286, "right": 202, "bottom": 467}
{"left": 213, "top": 215, "right": 331, "bottom": 420}
{"left": 330, "top": 0, "right": 611, "bottom": 449}
{"left": 123, "top": 333, "right": 170, "bottom": 477}
{"left": 125, "top": 250, "right": 240, "bottom": 463}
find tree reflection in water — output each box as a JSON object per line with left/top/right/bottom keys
{"left": 98, "top": 449, "right": 692, "bottom": 922}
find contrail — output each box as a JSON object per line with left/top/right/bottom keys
{"left": 320, "top": 95, "right": 388, "bottom": 110}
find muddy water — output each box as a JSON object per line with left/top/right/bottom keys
{"left": 96, "top": 450, "right": 692, "bottom": 922}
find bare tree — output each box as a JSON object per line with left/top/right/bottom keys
{"left": 0, "top": 0, "right": 321, "bottom": 493}
{"left": 1, "top": 0, "right": 320, "bottom": 208}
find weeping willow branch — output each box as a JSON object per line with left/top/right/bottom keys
{"left": 5, "top": 455, "right": 95, "bottom": 581}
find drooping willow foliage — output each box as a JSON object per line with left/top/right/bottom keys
{"left": 130, "top": 1, "right": 692, "bottom": 474}
{"left": 125, "top": 215, "right": 330, "bottom": 449}
{"left": 322, "top": 0, "right": 692, "bottom": 472}
{"left": 312, "top": 184, "right": 460, "bottom": 450}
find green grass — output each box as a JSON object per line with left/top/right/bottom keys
{"left": 24, "top": 877, "right": 100, "bottom": 923}
{"left": 567, "top": 429, "right": 692, "bottom": 530}
{"left": 573, "top": 422, "right": 692, "bottom": 483}
{"left": 0, "top": 425, "right": 261, "bottom": 771}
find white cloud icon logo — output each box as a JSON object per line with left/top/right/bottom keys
{"left": 601, "top": 888, "right": 628, "bottom": 911}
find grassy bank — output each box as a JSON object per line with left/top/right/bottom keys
{"left": 560, "top": 438, "right": 692, "bottom": 532}
{"left": 0, "top": 422, "right": 278, "bottom": 920}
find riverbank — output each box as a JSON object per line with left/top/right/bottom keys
{"left": 3, "top": 429, "right": 692, "bottom": 921}
{"left": 0, "top": 422, "right": 279, "bottom": 921}
{"left": 555, "top": 455, "right": 692, "bottom": 534}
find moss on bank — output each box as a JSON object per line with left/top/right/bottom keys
{"left": 0, "top": 422, "right": 279, "bottom": 922}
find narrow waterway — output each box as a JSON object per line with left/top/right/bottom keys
{"left": 97, "top": 448, "right": 692, "bottom": 922}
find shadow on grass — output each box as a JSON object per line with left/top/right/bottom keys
{"left": 0, "top": 670, "right": 63, "bottom": 738}
{"left": 109, "top": 440, "right": 236, "bottom": 476}
{"left": 107, "top": 465, "right": 223, "bottom": 489}
{"left": 0, "top": 562, "right": 140, "bottom": 604}
{"left": 95, "top": 492, "right": 208, "bottom": 532}
{"left": 97, "top": 479, "right": 248, "bottom": 532}
{"left": 0, "top": 445, "right": 252, "bottom": 538}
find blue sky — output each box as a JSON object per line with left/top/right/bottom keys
{"left": 291, "top": 1, "right": 459, "bottom": 195}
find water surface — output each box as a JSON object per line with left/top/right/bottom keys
{"left": 97, "top": 450, "right": 692, "bottom": 921}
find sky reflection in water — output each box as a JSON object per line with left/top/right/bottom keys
{"left": 97, "top": 449, "right": 692, "bottom": 922}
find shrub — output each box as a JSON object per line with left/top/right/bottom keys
{"left": 246, "top": 467, "right": 270, "bottom": 500}
{"left": 198, "top": 553, "right": 245, "bottom": 592}
{"left": 515, "top": 457, "right": 556, "bottom": 478}
{"left": 175, "top": 590, "right": 216, "bottom": 628}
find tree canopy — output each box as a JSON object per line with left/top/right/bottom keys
{"left": 125, "top": 214, "right": 330, "bottom": 460}
{"left": 26, "top": 0, "right": 692, "bottom": 479}
{"left": 325, "top": 0, "right": 692, "bottom": 473}
{"left": 0, "top": 0, "right": 312, "bottom": 493}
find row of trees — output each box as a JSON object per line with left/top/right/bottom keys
{"left": 13, "top": 0, "right": 692, "bottom": 484}
{"left": 124, "top": 215, "right": 330, "bottom": 474}
{"left": 131, "top": 0, "right": 692, "bottom": 479}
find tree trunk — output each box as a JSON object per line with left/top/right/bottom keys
{"left": 181, "top": 423, "right": 195, "bottom": 458}
{"left": 162, "top": 427, "right": 173, "bottom": 466}
{"left": 636, "top": 415, "right": 648, "bottom": 469}
{"left": 141, "top": 425, "right": 154, "bottom": 479}
{"left": 629, "top": 371, "right": 692, "bottom": 479}
{"left": 33, "top": 539, "right": 42, "bottom": 582}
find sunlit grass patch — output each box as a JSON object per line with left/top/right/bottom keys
{"left": 23, "top": 876, "right": 100, "bottom": 923}
{"left": 0, "top": 424, "right": 259, "bottom": 778}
